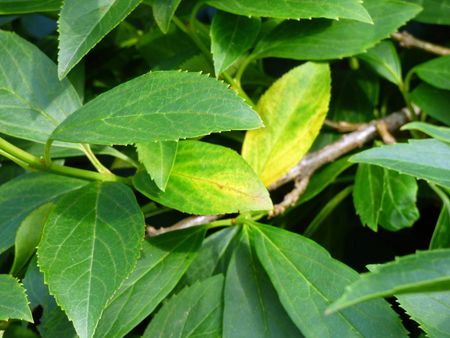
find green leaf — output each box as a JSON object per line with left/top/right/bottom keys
{"left": 57, "top": 0, "right": 142, "bottom": 78}
{"left": 206, "top": 0, "right": 373, "bottom": 23}
{"left": 211, "top": 11, "right": 260, "bottom": 75}
{"left": 39, "top": 305, "right": 77, "bottom": 338}
{"left": 10, "top": 204, "right": 52, "bottom": 276}
{"left": 350, "top": 139, "right": 450, "bottom": 188}
{"left": 410, "top": 83, "right": 450, "bottom": 126}
{"left": 0, "top": 30, "right": 81, "bottom": 143}
{"left": 405, "top": 0, "right": 450, "bottom": 25}
{"left": 402, "top": 122, "right": 450, "bottom": 143}
{"left": 327, "top": 249, "right": 450, "bottom": 313}
{"left": 38, "top": 182, "right": 144, "bottom": 338}
{"left": 183, "top": 226, "right": 240, "bottom": 285}
{"left": 253, "top": 0, "right": 421, "bottom": 61}
{"left": 152, "top": 0, "right": 181, "bottom": 33}
{"left": 224, "top": 229, "right": 301, "bottom": 338}
{"left": 0, "top": 0, "right": 61, "bottom": 14}
{"left": 430, "top": 186, "right": 450, "bottom": 249}
{"left": 133, "top": 141, "right": 272, "bottom": 215}
{"left": 242, "top": 62, "right": 331, "bottom": 186}
{"left": 0, "top": 173, "right": 87, "bottom": 254}
{"left": 143, "top": 275, "right": 224, "bottom": 338}
{"left": 0, "top": 274, "right": 32, "bottom": 322}
{"left": 416, "top": 55, "right": 450, "bottom": 90}
{"left": 51, "top": 71, "right": 262, "bottom": 145}
{"left": 358, "top": 40, "right": 403, "bottom": 85}
{"left": 136, "top": 141, "right": 178, "bottom": 191}
{"left": 397, "top": 291, "right": 450, "bottom": 337}
{"left": 94, "top": 227, "right": 205, "bottom": 338}
{"left": 249, "top": 223, "right": 407, "bottom": 337}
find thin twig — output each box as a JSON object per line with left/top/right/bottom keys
{"left": 391, "top": 31, "right": 450, "bottom": 56}
{"left": 148, "top": 109, "right": 413, "bottom": 235}
{"left": 376, "top": 121, "right": 396, "bottom": 144}
{"left": 323, "top": 120, "right": 367, "bottom": 133}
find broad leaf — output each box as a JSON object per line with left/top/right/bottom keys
{"left": 430, "top": 188, "right": 450, "bottom": 249}
{"left": 328, "top": 249, "right": 450, "bottom": 313}
{"left": 206, "top": 0, "right": 372, "bottom": 23}
{"left": 10, "top": 204, "right": 52, "bottom": 276}
{"left": 410, "top": 83, "right": 450, "bottom": 125}
{"left": 94, "top": 227, "right": 205, "bottom": 338}
{"left": 249, "top": 223, "right": 407, "bottom": 337}
{"left": 397, "top": 291, "right": 450, "bottom": 337}
{"left": 406, "top": 0, "right": 450, "bottom": 24}
{"left": 0, "top": 274, "right": 32, "bottom": 322}
{"left": 224, "top": 229, "right": 301, "bottom": 338}
{"left": 0, "top": 30, "right": 81, "bottom": 143}
{"left": 242, "top": 62, "right": 331, "bottom": 186}
{"left": 402, "top": 122, "right": 450, "bottom": 143}
{"left": 211, "top": 11, "right": 260, "bottom": 75}
{"left": 253, "top": 0, "right": 421, "bottom": 61}
{"left": 143, "top": 275, "right": 224, "bottom": 337}
{"left": 57, "top": 0, "right": 142, "bottom": 78}
{"left": 351, "top": 139, "right": 450, "bottom": 188}
{"left": 416, "top": 55, "right": 450, "bottom": 90}
{"left": 136, "top": 140, "right": 178, "bottom": 191}
{"left": 133, "top": 141, "right": 272, "bottom": 215}
{"left": 39, "top": 305, "right": 77, "bottom": 338}
{"left": 358, "top": 40, "right": 402, "bottom": 85}
{"left": 51, "top": 71, "right": 262, "bottom": 145}
{"left": 0, "top": 173, "right": 87, "bottom": 254}
{"left": 152, "top": 0, "right": 181, "bottom": 33}
{"left": 38, "top": 182, "right": 144, "bottom": 338}
{"left": 0, "top": 0, "right": 61, "bottom": 14}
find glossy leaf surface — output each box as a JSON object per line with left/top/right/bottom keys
{"left": 152, "top": 0, "right": 181, "bottom": 33}
{"left": 402, "top": 122, "right": 450, "bottom": 143}
{"left": 134, "top": 141, "right": 272, "bottom": 215}
{"left": 242, "top": 62, "right": 331, "bottom": 186}
{"left": 52, "top": 71, "right": 262, "bottom": 145}
{"left": 405, "top": 0, "right": 450, "bottom": 25}
{"left": 410, "top": 83, "right": 450, "bottom": 125}
{"left": 0, "top": 274, "right": 32, "bottom": 322}
{"left": 0, "top": 0, "right": 61, "bottom": 13}
{"left": 416, "top": 55, "right": 450, "bottom": 90}
{"left": 38, "top": 182, "right": 144, "bottom": 338}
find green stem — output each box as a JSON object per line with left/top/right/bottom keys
{"left": 172, "top": 16, "right": 211, "bottom": 63}
{"left": 400, "top": 68, "right": 417, "bottom": 121}
{"left": 81, "top": 144, "right": 113, "bottom": 175}
{"left": 235, "top": 54, "right": 255, "bottom": 86}
{"left": 222, "top": 71, "right": 256, "bottom": 108}
{"left": 43, "top": 138, "right": 54, "bottom": 167}
{"left": 207, "top": 218, "right": 235, "bottom": 229}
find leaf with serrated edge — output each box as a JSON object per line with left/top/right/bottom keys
{"left": 152, "top": 0, "right": 181, "bottom": 33}
{"left": 402, "top": 122, "right": 450, "bottom": 144}
{"left": 136, "top": 140, "right": 177, "bottom": 191}
{"left": 51, "top": 71, "right": 262, "bottom": 145}
{"left": 350, "top": 139, "right": 450, "bottom": 188}
{"left": 249, "top": 222, "right": 408, "bottom": 337}
{"left": 58, "top": 0, "right": 142, "bottom": 78}
{"left": 206, "top": 0, "right": 372, "bottom": 23}
{"left": 0, "top": 31, "right": 81, "bottom": 143}
{"left": 253, "top": 0, "right": 421, "bottom": 61}
{"left": 328, "top": 249, "right": 450, "bottom": 313}
{"left": 211, "top": 11, "right": 261, "bottom": 75}
{"left": 243, "top": 62, "right": 331, "bottom": 186}
{"left": 0, "top": 274, "right": 33, "bottom": 322}
{"left": 143, "top": 275, "right": 224, "bottom": 337}
{"left": 133, "top": 140, "right": 272, "bottom": 215}
{"left": 0, "top": 173, "right": 88, "bottom": 254}
{"left": 94, "top": 227, "right": 205, "bottom": 338}
{"left": 38, "top": 182, "right": 144, "bottom": 338}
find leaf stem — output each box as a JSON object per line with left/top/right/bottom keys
{"left": 222, "top": 71, "right": 256, "bottom": 108}
{"left": 43, "top": 139, "right": 54, "bottom": 167}
{"left": 81, "top": 144, "right": 113, "bottom": 175}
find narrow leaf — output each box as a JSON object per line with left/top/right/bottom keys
{"left": 328, "top": 249, "right": 450, "bottom": 313}
{"left": 152, "top": 0, "right": 181, "bottom": 33}
{"left": 411, "top": 83, "right": 450, "bottom": 126}
{"left": 136, "top": 140, "right": 178, "bottom": 191}
{"left": 416, "top": 55, "right": 450, "bottom": 90}
{"left": 0, "top": 0, "right": 61, "bottom": 14}
{"left": 0, "top": 173, "right": 87, "bottom": 254}
{"left": 0, "top": 274, "right": 32, "bottom": 322}
{"left": 38, "top": 182, "right": 144, "bottom": 338}
{"left": 143, "top": 275, "right": 224, "bottom": 338}
{"left": 0, "top": 30, "right": 81, "bottom": 143}
{"left": 58, "top": 0, "right": 142, "bottom": 78}
{"left": 94, "top": 227, "right": 205, "bottom": 338}
{"left": 206, "top": 0, "right": 372, "bottom": 23}
{"left": 133, "top": 141, "right": 272, "bottom": 215}
{"left": 358, "top": 40, "right": 403, "bottom": 85}
{"left": 253, "top": 0, "right": 421, "bottom": 61}
{"left": 430, "top": 186, "right": 450, "bottom": 249}
{"left": 211, "top": 11, "right": 260, "bottom": 75}
{"left": 242, "top": 62, "right": 331, "bottom": 186}
{"left": 51, "top": 71, "right": 262, "bottom": 145}
{"left": 250, "top": 223, "right": 408, "bottom": 337}
{"left": 224, "top": 229, "right": 301, "bottom": 338}
{"left": 350, "top": 139, "right": 450, "bottom": 188}
{"left": 402, "top": 121, "right": 450, "bottom": 143}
